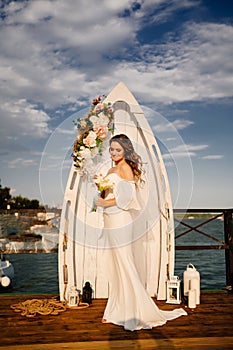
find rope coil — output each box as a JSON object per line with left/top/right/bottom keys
{"left": 10, "top": 297, "right": 89, "bottom": 318}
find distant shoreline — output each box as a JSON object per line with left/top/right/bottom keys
{"left": 2, "top": 249, "right": 58, "bottom": 254}
{"left": 0, "top": 211, "right": 224, "bottom": 255}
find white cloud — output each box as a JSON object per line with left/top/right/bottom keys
{"left": 1, "top": 0, "right": 228, "bottom": 113}
{"left": 163, "top": 143, "right": 209, "bottom": 159}
{"left": 29, "top": 151, "right": 46, "bottom": 156}
{"left": 144, "top": 0, "right": 200, "bottom": 25}
{"left": 173, "top": 144, "right": 209, "bottom": 152}
{"left": 165, "top": 137, "right": 178, "bottom": 141}
{"left": 0, "top": 99, "right": 51, "bottom": 138}
{"left": 0, "top": 0, "right": 232, "bottom": 156}
{"left": 201, "top": 155, "right": 224, "bottom": 160}
{"left": 108, "top": 20, "right": 233, "bottom": 104}
{"left": 56, "top": 127, "right": 76, "bottom": 135}
{"left": 8, "top": 158, "right": 38, "bottom": 169}
{"left": 164, "top": 160, "right": 175, "bottom": 167}
{"left": 153, "top": 119, "right": 194, "bottom": 132}
{"left": 10, "top": 188, "right": 17, "bottom": 195}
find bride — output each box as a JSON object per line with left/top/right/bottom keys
{"left": 95, "top": 133, "right": 187, "bottom": 331}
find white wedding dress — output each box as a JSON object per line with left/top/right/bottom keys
{"left": 100, "top": 173, "right": 187, "bottom": 331}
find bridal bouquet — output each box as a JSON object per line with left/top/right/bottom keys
{"left": 91, "top": 175, "right": 115, "bottom": 212}
{"left": 72, "top": 95, "right": 114, "bottom": 173}
{"left": 95, "top": 174, "right": 115, "bottom": 192}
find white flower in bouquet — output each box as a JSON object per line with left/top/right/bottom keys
{"left": 80, "top": 119, "right": 87, "bottom": 129}
{"left": 79, "top": 146, "right": 92, "bottom": 159}
{"left": 90, "top": 112, "right": 109, "bottom": 128}
{"left": 95, "top": 175, "right": 115, "bottom": 192}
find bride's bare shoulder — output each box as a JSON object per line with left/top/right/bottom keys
{"left": 107, "top": 167, "right": 118, "bottom": 175}
{"left": 107, "top": 165, "right": 134, "bottom": 181}
{"left": 119, "top": 164, "right": 134, "bottom": 181}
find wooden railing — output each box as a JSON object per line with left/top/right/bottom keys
{"left": 173, "top": 208, "right": 233, "bottom": 289}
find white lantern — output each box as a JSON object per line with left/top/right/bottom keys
{"left": 67, "top": 286, "right": 79, "bottom": 307}
{"left": 183, "top": 263, "right": 200, "bottom": 304}
{"left": 166, "top": 276, "right": 181, "bottom": 304}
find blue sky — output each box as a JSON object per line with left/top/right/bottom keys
{"left": 0, "top": 0, "right": 232, "bottom": 209}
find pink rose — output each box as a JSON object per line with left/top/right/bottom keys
{"left": 93, "top": 125, "right": 108, "bottom": 140}
{"left": 94, "top": 103, "right": 103, "bottom": 113}
{"left": 83, "top": 131, "right": 97, "bottom": 147}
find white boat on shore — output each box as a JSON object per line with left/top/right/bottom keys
{"left": 0, "top": 254, "right": 14, "bottom": 288}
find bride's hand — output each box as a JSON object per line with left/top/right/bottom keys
{"left": 95, "top": 197, "right": 105, "bottom": 207}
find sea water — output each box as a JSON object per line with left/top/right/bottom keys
{"left": 4, "top": 218, "right": 227, "bottom": 294}
{"left": 8, "top": 253, "right": 59, "bottom": 294}
{"left": 174, "top": 217, "right": 226, "bottom": 290}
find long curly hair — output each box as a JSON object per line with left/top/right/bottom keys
{"left": 110, "top": 134, "right": 144, "bottom": 184}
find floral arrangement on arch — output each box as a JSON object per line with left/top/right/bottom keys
{"left": 72, "top": 95, "right": 114, "bottom": 172}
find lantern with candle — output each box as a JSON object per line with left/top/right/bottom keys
{"left": 67, "top": 286, "right": 79, "bottom": 307}
{"left": 166, "top": 276, "right": 181, "bottom": 304}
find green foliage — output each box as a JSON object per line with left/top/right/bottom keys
{"left": 0, "top": 178, "right": 42, "bottom": 210}
{"left": 0, "top": 179, "right": 11, "bottom": 209}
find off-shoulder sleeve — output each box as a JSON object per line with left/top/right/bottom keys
{"left": 115, "top": 180, "right": 141, "bottom": 211}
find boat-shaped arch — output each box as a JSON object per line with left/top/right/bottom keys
{"left": 59, "top": 82, "right": 174, "bottom": 301}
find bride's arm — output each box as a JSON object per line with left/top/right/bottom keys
{"left": 95, "top": 197, "right": 116, "bottom": 208}
{"left": 95, "top": 182, "right": 136, "bottom": 210}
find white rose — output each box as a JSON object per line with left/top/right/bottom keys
{"left": 79, "top": 146, "right": 92, "bottom": 159}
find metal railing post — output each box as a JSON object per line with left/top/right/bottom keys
{"left": 224, "top": 209, "right": 233, "bottom": 290}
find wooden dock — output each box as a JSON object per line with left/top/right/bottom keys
{"left": 1, "top": 291, "right": 233, "bottom": 350}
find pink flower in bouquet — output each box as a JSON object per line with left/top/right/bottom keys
{"left": 94, "top": 103, "right": 104, "bottom": 113}
{"left": 93, "top": 125, "right": 108, "bottom": 140}
{"left": 83, "top": 131, "right": 97, "bottom": 148}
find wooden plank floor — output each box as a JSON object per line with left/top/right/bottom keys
{"left": 1, "top": 291, "right": 233, "bottom": 350}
